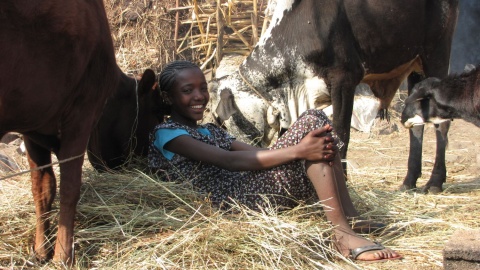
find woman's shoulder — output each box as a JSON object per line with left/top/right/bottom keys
{"left": 202, "top": 123, "right": 229, "bottom": 134}
{"left": 155, "top": 119, "right": 187, "bottom": 131}
{"left": 201, "top": 123, "right": 236, "bottom": 142}
{"left": 202, "top": 122, "right": 222, "bottom": 130}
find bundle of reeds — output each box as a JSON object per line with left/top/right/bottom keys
{"left": 171, "top": 0, "right": 270, "bottom": 69}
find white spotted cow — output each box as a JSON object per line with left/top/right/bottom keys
{"left": 211, "top": 0, "right": 459, "bottom": 193}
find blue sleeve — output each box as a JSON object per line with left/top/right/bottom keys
{"left": 153, "top": 128, "right": 190, "bottom": 160}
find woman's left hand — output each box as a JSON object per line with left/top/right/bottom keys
{"left": 297, "top": 124, "right": 339, "bottom": 164}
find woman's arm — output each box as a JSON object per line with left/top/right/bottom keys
{"left": 164, "top": 125, "right": 338, "bottom": 171}
{"left": 230, "top": 140, "right": 267, "bottom": 151}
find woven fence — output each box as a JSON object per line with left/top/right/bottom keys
{"left": 169, "top": 0, "right": 271, "bottom": 70}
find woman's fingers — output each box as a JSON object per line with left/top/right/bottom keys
{"left": 309, "top": 126, "right": 329, "bottom": 137}
{"left": 300, "top": 125, "right": 340, "bottom": 162}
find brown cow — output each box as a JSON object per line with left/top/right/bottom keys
{"left": 0, "top": 0, "right": 120, "bottom": 265}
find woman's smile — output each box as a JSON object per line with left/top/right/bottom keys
{"left": 190, "top": 104, "right": 205, "bottom": 109}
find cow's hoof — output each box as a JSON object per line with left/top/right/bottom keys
{"left": 398, "top": 184, "right": 416, "bottom": 191}
{"left": 31, "top": 250, "right": 50, "bottom": 265}
{"left": 423, "top": 185, "right": 443, "bottom": 194}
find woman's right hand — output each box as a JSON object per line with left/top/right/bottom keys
{"left": 297, "top": 124, "right": 339, "bottom": 164}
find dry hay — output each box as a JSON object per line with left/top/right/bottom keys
{"left": 1, "top": 120, "right": 480, "bottom": 269}
{"left": 0, "top": 166, "right": 347, "bottom": 269}
{"left": 104, "top": 0, "right": 187, "bottom": 75}
{"left": 103, "top": 0, "right": 267, "bottom": 74}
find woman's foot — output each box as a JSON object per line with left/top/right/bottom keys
{"left": 334, "top": 230, "right": 402, "bottom": 261}
{"left": 350, "top": 242, "right": 401, "bottom": 262}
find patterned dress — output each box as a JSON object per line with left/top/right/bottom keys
{"left": 148, "top": 109, "right": 342, "bottom": 210}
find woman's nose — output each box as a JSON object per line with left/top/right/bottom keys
{"left": 193, "top": 90, "right": 204, "bottom": 100}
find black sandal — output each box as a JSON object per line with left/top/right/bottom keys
{"left": 350, "top": 242, "right": 403, "bottom": 262}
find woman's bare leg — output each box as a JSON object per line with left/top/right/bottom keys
{"left": 306, "top": 160, "right": 400, "bottom": 260}
{"left": 330, "top": 155, "right": 360, "bottom": 218}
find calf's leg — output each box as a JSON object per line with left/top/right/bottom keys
{"left": 401, "top": 124, "right": 424, "bottom": 190}
{"left": 423, "top": 121, "right": 450, "bottom": 193}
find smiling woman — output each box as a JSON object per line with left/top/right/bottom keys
{"left": 147, "top": 60, "right": 402, "bottom": 262}
{"left": 161, "top": 64, "right": 209, "bottom": 127}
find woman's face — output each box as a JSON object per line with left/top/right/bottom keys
{"left": 166, "top": 67, "right": 209, "bottom": 127}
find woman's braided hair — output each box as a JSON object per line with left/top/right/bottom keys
{"left": 158, "top": 60, "right": 199, "bottom": 115}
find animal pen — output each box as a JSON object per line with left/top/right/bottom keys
{"left": 171, "top": 0, "right": 270, "bottom": 70}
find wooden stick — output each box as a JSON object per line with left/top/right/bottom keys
{"left": 174, "top": 0, "right": 180, "bottom": 53}
{"left": 200, "top": 46, "right": 216, "bottom": 70}
{"left": 176, "top": 24, "right": 192, "bottom": 53}
{"left": 167, "top": 6, "right": 194, "bottom": 12}
{"left": 228, "top": 24, "right": 252, "bottom": 50}
{"left": 252, "top": 0, "right": 258, "bottom": 44}
{"left": 216, "top": 0, "right": 223, "bottom": 64}
{"left": 194, "top": 0, "right": 205, "bottom": 36}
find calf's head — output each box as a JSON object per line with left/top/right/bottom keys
{"left": 401, "top": 77, "right": 452, "bottom": 128}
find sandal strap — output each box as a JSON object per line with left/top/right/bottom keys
{"left": 350, "top": 242, "right": 385, "bottom": 259}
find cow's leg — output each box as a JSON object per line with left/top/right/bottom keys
{"left": 24, "top": 137, "right": 57, "bottom": 262}
{"left": 51, "top": 147, "right": 85, "bottom": 265}
{"left": 401, "top": 124, "right": 424, "bottom": 190}
{"left": 52, "top": 119, "right": 93, "bottom": 265}
{"left": 53, "top": 157, "right": 83, "bottom": 265}
{"left": 423, "top": 121, "right": 450, "bottom": 193}
{"left": 330, "top": 71, "right": 362, "bottom": 174}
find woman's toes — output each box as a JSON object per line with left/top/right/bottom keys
{"left": 356, "top": 248, "right": 400, "bottom": 261}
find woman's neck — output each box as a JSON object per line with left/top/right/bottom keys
{"left": 169, "top": 114, "right": 199, "bottom": 128}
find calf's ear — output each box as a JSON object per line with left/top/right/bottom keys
{"left": 138, "top": 69, "right": 157, "bottom": 95}
{"left": 215, "top": 89, "right": 238, "bottom": 122}
{"left": 405, "top": 78, "right": 441, "bottom": 104}
{"left": 405, "top": 88, "right": 429, "bottom": 104}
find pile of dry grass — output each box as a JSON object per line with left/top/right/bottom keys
{"left": 2, "top": 152, "right": 480, "bottom": 269}
{"left": 0, "top": 165, "right": 354, "bottom": 269}
{"left": 0, "top": 132, "right": 480, "bottom": 269}
{"left": 104, "top": 0, "right": 181, "bottom": 75}
{"left": 6, "top": 129, "right": 479, "bottom": 268}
